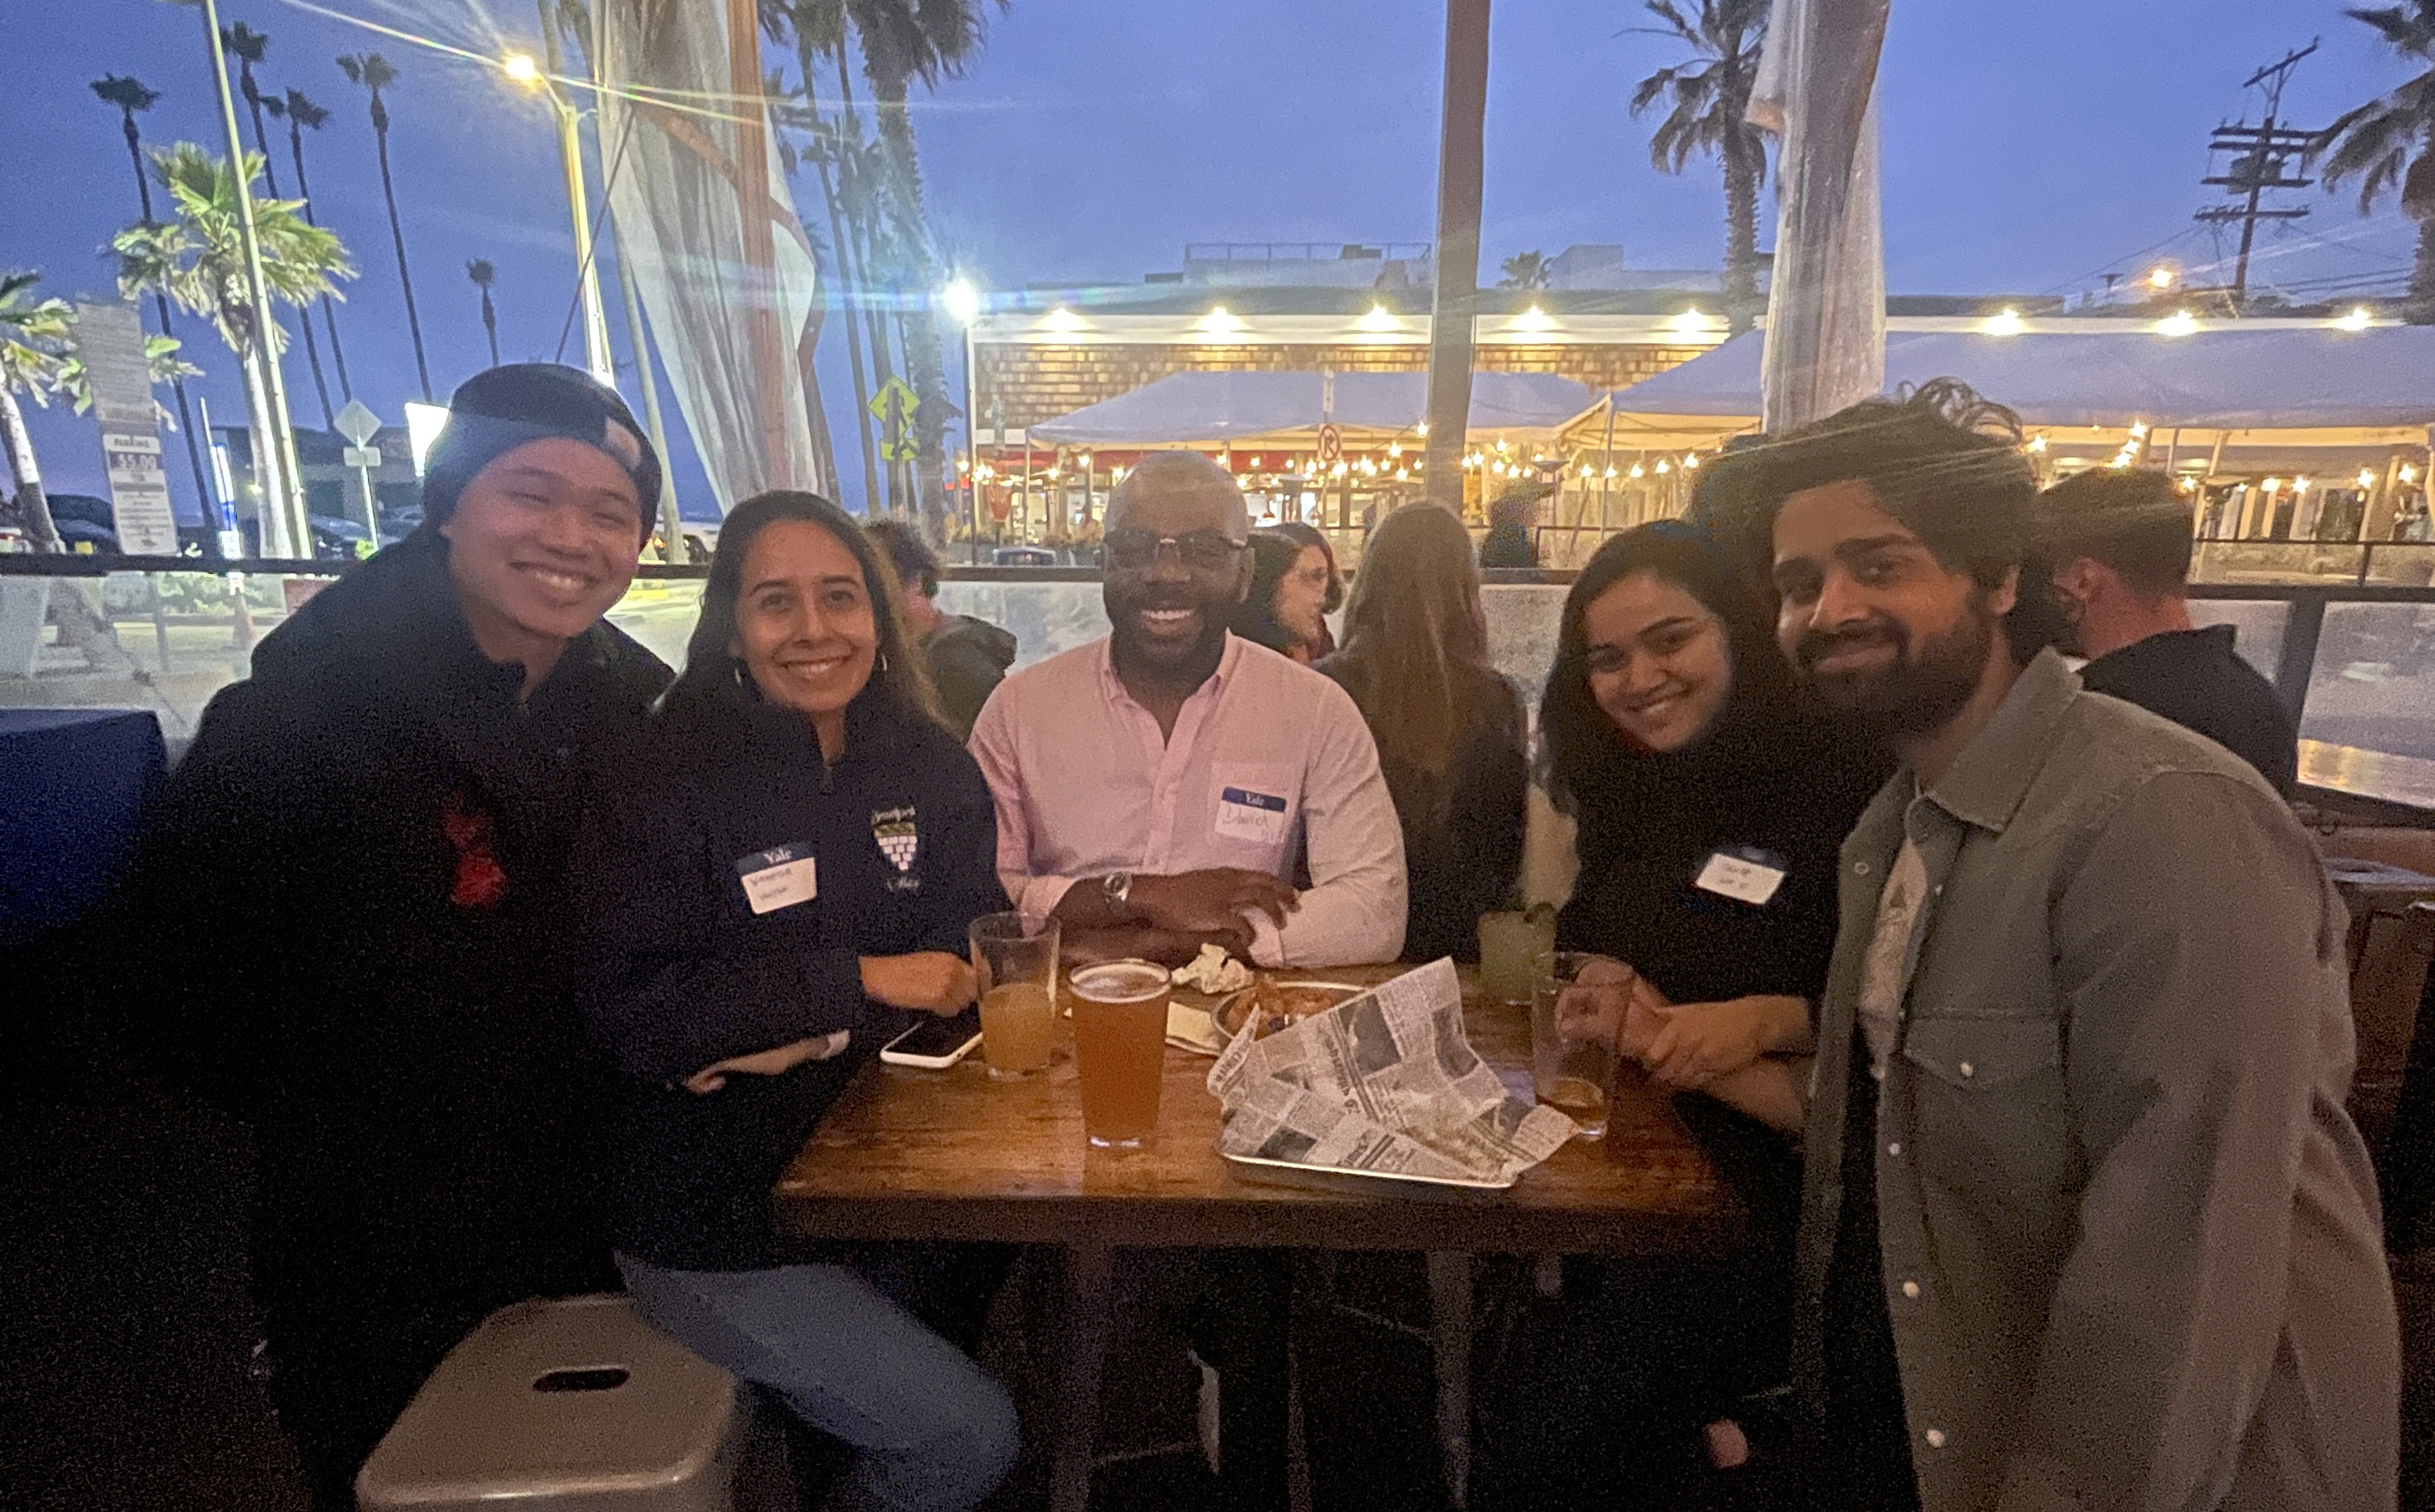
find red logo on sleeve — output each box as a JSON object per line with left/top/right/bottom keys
{"left": 440, "top": 794, "right": 510, "bottom": 908}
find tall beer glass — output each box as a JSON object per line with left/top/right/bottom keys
{"left": 1068, "top": 960, "right": 1170, "bottom": 1148}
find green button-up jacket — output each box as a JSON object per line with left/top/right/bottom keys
{"left": 1792, "top": 650, "right": 2396, "bottom": 1512}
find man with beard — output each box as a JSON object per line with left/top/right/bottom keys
{"left": 969, "top": 450, "right": 1404, "bottom": 969}
{"left": 1718, "top": 382, "right": 2396, "bottom": 1512}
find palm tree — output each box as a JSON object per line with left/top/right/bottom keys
{"left": 337, "top": 52, "right": 432, "bottom": 399}
{"left": 224, "top": 23, "right": 339, "bottom": 428}
{"left": 265, "top": 88, "right": 354, "bottom": 400}
{"left": 1627, "top": 0, "right": 1771, "bottom": 333}
{"left": 0, "top": 272, "right": 73, "bottom": 551}
{"left": 2313, "top": 2, "right": 2435, "bottom": 322}
{"left": 90, "top": 72, "right": 217, "bottom": 539}
{"left": 466, "top": 259, "right": 501, "bottom": 366}
{"left": 843, "top": 0, "right": 1002, "bottom": 528}
{"left": 114, "top": 144, "right": 355, "bottom": 553}
{"left": 764, "top": 0, "right": 883, "bottom": 510}
{"left": 1499, "top": 250, "right": 1551, "bottom": 289}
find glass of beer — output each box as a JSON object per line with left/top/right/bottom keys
{"left": 971, "top": 912, "right": 1060, "bottom": 1079}
{"left": 1530, "top": 951, "right": 1617, "bottom": 1139}
{"left": 1068, "top": 959, "right": 1170, "bottom": 1148}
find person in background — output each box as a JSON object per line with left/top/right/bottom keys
{"left": 1316, "top": 502, "right": 1526, "bottom": 963}
{"left": 865, "top": 518, "right": 1018, "bottom": 740}
{"left": 1478, "top": 487, "right": 1542, "bottom": 568}
{"left": 1230, "top": 525, "right": 1336, "bottom": 665}
{"left": 1476, "top": 520, "right": 1885, "bottom": 1510}
{"left": 972, "top": 451, "right": 1405, "bottom": 972}
{"left": 1718, "top": 381, "right": 2395, "bottom": 1511}
{"left": 2036, "top": 467, "right": 2298, "bottom": 794}
{"left": 573, "top": 491, "right": 1017, "bottom": 1511}
{"left": 122, "top": 365, "right": 672, "bottom": 1509}
{"left": 1268, "top": 519, "right": 1342, "bottom": 659}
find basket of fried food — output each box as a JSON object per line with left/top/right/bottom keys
{"left": 1214, "top": 975, "right": 1365, "bottom": 1042}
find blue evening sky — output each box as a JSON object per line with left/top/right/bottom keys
{"left": 3, "top": 0, "right": 2418, "bottom": 511}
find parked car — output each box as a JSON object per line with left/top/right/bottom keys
{"left": 991, "top": 546, "right": 1060, "bottom": 568}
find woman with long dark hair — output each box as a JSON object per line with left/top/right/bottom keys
{"left": 572, "top": 490, "right": 1018, "bottom": 1511}
{"left": 1317, "top": 503, "right": 1527, "bottom": 961}
{"left": 1230, "top": 523, "right": 1339, "bottom": 663}
{"left": 1476, "top": 520, "right": 1885, "bottom": 1510}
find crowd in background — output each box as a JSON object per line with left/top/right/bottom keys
{"left": 113, "top": 361, "right": 2396, "bottom": 1512}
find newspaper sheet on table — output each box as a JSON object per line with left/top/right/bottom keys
{"left": 1205, "top": 958, "right": 1577, "bottom": 1183}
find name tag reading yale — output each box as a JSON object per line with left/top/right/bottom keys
{"left": 736, "top": 844, "right": 818, "bottom": 915}
{"left": 1694, "top": 848, "right": 1788, "bottom": 907}
{"left": 1214, "top": 786, "right": 1290, "bottom": 845}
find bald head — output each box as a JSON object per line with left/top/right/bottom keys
{"left": 1106, "top": 452, "right": 1251, "bottom": 542}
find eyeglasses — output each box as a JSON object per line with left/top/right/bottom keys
{"left": 1104, "top": 529, "right": 1246, "bottom": 572}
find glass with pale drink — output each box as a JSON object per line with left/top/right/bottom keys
{"left": 971, "top": 912, "right": 1060, "bottom": 1079}
{"left": 1478, "top": 907, "right": 1556, "bottom": 1005}
{"left": 1531, "top": 950, "right": 1618, "bottom": 1139}
{"left": 1067, "top": 959, "right": 1170, "bottom": 1148}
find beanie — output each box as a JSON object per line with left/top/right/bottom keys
{"left": 418, "top": 363, "right": 663, "bottom": 541}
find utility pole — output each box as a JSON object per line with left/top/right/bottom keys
{"left": 2194, "top": 40, "right": 2318, "bottom": 312}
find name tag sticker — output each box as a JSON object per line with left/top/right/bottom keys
{"left": 1694, "top": 849, "right": 1787, "bottom": 907}
{"left": 736, "top": 844, "right": 818, "bottom": 915}
{"left": 1214, "top": 785, "right": 1290, "bottom": 845}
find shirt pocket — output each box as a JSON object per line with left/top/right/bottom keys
{"left": 1896, "top": 1016, "right": 2074, "bottom": 1229}
{"left": 1208, "top": 762, "right": 1299, "bottom": 873}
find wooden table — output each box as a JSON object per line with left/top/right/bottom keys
{"left": 775, "top": 964, "right": 1740, "bottom": 1510}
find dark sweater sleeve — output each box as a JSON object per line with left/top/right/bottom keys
{"left": 906, "top": 738, "right": 1012, "bottom": 955}
{"left": 572, "top": 785, "right": 871, "bottom": 1088}
{"left": 118, "top": 682, "right": 316, "bottom": 1117}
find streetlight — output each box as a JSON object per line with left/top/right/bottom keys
{"left": 941, "top": 275, "right": 983, "bottom": 557}
{"left": 502, "top": 50, "right": 614, "bottom": 388}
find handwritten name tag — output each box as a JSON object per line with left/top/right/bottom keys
{"left": 1694, "top": 848, "right": 1787, "bottom": 907}
{"left": 1215, "top": 785, "right": 1290, "bottom": 845}
{"left": 736, "top": 844, "right": 818, "bottom": 915}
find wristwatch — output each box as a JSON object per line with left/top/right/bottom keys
{"left": 1101, "top": 870, "right": 1135, "bottom": 918}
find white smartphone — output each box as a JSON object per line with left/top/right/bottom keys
{"left": 877, "top": 1008, "right": 983, "bottom": 1069}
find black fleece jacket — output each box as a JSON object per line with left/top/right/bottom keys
{"left": 572, "top": 686, "right": 1005, "bottom": 1270}
{"left": 125, "top": 531, "right": 669, "bottom": 1299}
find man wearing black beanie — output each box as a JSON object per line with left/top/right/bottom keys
{"left": 124, "top": 364, "right": 673, "bottom": 1508}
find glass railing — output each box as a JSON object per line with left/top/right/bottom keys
{"left": 7, "top": 558, "right": 2435, "bottom": 812}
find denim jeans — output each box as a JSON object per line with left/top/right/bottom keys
{"left": 616, "top": 1251, "right": 1019, "bottom": 1512}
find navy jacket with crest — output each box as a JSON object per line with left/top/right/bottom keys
{"left": 573, "top": 682, "right": 1005, "bottom": 1270}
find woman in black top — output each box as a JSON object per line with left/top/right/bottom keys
{"left": 1317, "top": 502, "right": 1528, "bottom": 961}
{"left": 1475, "top": 523, "right": 1884, "bottom": 1510}
{"left": 573, "top": 491, "right": 1018, "bottom": 1512}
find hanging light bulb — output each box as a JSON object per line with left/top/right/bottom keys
{"left": 2359, "top": 469, "right": 2379, "bottom": 490}
{"left": 1603, "top": 466, "right": 1618, "bottom": 480}
{"left": 1654, "top": 460, "right": 1671, "bottom": 474}
{"left": 1387, "top": 441, "right": 1402, "bottom": 458}
{"left": 1628, "top": 464, "right": 1646, "bottom": 479}
{"left": 1682, "top": 453, "right": 1700, "bottom": 469}
{"left": 1416, "top": 421, "right": 1430, "bottom": 436}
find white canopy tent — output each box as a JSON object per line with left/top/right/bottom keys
{"left": 1028, "top": 370, "right": 1602, "bottom": 448}
{"left": 1578, "top": 325, "right": 2435, "bottom": 455}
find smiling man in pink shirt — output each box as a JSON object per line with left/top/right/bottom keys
{"left": 970, "top": 452, "right": 1405, "bottom": 969}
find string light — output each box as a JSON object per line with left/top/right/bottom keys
{"left": 1654, "top": 460, "right": 1671, "bottom": 474}
{"left": 2261, "top": 477, "right": 2282, "bottom": 493}
{"left": 1627, "top": 464, "right": 1645, "bottom": 479}
{"left": 501, "top": 52, "right": 541, "bottom": 85}
{"left": 1682, "top": 453, "right": 1700, "bottom": 469}
{"left": 2145, "top": 265, "right": 2176, "bottom": 290}
{"left": 2292, "top": 476, "right": 2311, "bottom": 494}
{"left": 1604, "top": 466, "right": 1618, "bottom": 480}
{"left": 2026, "top": 435, "right": 2048, "bottom": 454}
{"left": 2403, "top": 465, "right": 2421, "bottom": 485}
{"left": 2359, "top": 469, "right": 2379, "bottom": 489}
{"left": 1387, "top": 441, "right": 1402, "bottom": 458}
{"left": 1416, "top": 421, "right": 1430, "bottom": 436}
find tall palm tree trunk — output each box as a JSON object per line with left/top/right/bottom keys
{"left": 1722, "top": 147, "right": 1760, "bottom": 336}
{"left": 286, "top": 120, "right": 353, "bottom": 399}
{"left": 119, "top": 116, "right": 218, "bottom": 549}
{"left": 834, "top": 48, "right": 906, "bottom": 517}
{"left": 2408, "top": 216, "right": 2435, "bottom": 324}
{"left": 480, "top": 289, "right": 500, "bottom": 366}
{"left": 370, "top": 99, "right": 433, "bottom": 399}
{"left": 868, "top": 81, "right": 949, "bottom": 534}
{"left": 0, "top": 384, "right": 60, "bottom": 551}
{"left": 798, "top": 39, "right": 882, "bottom": 514}
{"left": 242, "top": 83, "right": 335, "bottom": 427}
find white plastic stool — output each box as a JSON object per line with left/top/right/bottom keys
{"left": 356, "top": 1294, "right": 746, "bottom": 1512}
